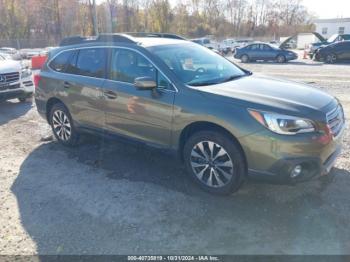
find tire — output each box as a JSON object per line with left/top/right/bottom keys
{"left": 18, "top": 93, "right": 33, "bottom": 103}
{"left": 325, "top": 53, "right": 337, "bottom": 64}
{"left": 18, "top": 97, "right": 27, "bottom": 103}
{"left": 241, "top": 54, "right": 249, "bottom": 63}
{"left": 313, "top": 53, "right": 320, "bottom": 61}
{"left": 183, "top": 131, "right": 246, "bottom": 195}
{"left": 276, "top": 55, "right": 286, "bottom": 63}
{"left": 49, "top": 102, "right": 79, "bottom": 146}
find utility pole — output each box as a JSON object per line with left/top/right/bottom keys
{"left": 93, "top": 0, "right": 99, "bottom": 35}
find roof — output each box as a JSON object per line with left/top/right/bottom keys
{"left": 59, "top": 33, "right": 188, "bottom": 48}
{"left": 135, "top": 37, "right": 188, "bottom": 47}
{"left": 314, "top": 18, "right": 350, "bottom": 23}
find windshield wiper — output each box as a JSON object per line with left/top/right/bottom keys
{"left": 221, "top": 72, "right": 252, "bottom": 83}
{"left": 189, "top": 81, "right": 219, "bottom": 87}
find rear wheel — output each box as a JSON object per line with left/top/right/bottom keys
{"left": 49, "top": 103, "right": 79, "bottom": 146}
{"left": 183, "top": 131, "right": 246, "bottom": 195}
{"left": 325, "top": 53, "right": 337, "bottom": 64}
{"left": 241, "top": 54, "right": 249, "bottom": 63}
{"left": 276, "top": 55, "right": 286, "bottom": 63}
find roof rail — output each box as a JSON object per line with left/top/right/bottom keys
{"left": 125, "top": 32, "right": 186, "bottom": 40}
{"left": 59, "top": 36, "right": 89, "bottom": 46}
{"left": 59, "top": 34, "right": 137, "bottom": 47}
{"left": 96, "top": 33, "right": 136, "bottom": 43}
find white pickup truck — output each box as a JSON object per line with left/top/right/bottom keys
{"left": 0, "top": 53, "right": 34, "bottom": 102}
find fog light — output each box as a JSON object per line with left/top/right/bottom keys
{"left": 290, "top": 165, "right": 302, "bottom": 178}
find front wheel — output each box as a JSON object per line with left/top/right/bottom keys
{"left": 276, "top": 55, "right": 286, "bottom": 63}
{"left": 325, "top": 53, "right": 337, "bottom": 64}
{"left": 49, "top": 103, "right": 79, "bottom": 146}
{"left": 183, "top": 131, "right": 246, "bottom": 195}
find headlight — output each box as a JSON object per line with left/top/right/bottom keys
{"left": 248, "top": 110, "right": 316, "bottom": 135}
{"left": 21, "top": 68, "right": 32, "bottom": 79}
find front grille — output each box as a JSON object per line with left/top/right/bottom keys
{"left": 0, "top": 83, "right": 20, "bottom": 91}
{"left": 0, "top": 72, "right": 20, "bottom": 85}
{"left": 327, "top": 104, "right": 345, "bottom": 137}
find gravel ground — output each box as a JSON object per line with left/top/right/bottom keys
{"left": 0, "top": 57, "right": 350, "bottom": 255}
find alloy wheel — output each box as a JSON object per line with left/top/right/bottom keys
{"left": 277, "top": 55, "right": 285, "bottom": 63}
{"left": 52, "top": 110, "right": 72, "bottom": 141}
{"left": 326, "top": 54, "right": 336, "bottom": 63}
{"left": 190, "top": 141, "right": 234, "bottom": 188}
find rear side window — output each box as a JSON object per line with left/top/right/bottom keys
{"left": 74, "top": 48, "right": 107, "bottom": 78}
{"left": 49, "top": 50, "right": 74, "bottom": 72}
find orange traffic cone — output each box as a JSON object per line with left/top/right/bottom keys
{"left": 303, "top": 49, "right": 307, "bottom": 59}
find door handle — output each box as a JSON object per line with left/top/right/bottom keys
{"left": 104, "top": 90, "right": 117, "bottom": 99}
{"left": 63, "top": 81, "right": 71, "bottom": 89}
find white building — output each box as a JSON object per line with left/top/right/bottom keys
{"left": 314, "top": 18, "right": 350, "bottom": 38}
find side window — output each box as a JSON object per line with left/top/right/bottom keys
{"left": 157, "top": 72, "right": 171, "bottom": 90}
{"left": 75, "top": 48, "right": 106, "bottom": 78}
{"left": 49, "top": 50, "right": 74, "bottom": 72}
{"left": 65, "top": 51, "right": 78, "bottom": 74}
{"left": 110, "top": 49, "right": 156, "bottom": 83}
{"left": 250, "top": 44, "right": 259, "bottom": 50}
{"left": 262, "top": 44, "right": 271, "bottom": 51}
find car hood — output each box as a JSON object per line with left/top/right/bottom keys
{"left": 0, "top": 60, "right": 21, "bottom": 73}
{"left": 195, "top": 74, "right": 334, "bottom": 114}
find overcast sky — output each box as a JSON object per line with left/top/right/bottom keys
{"left": 96, "top": 0, "right": 350, "bottom": 19}
{"left": 303, "top": 0, "right": 350, "bottom": 18}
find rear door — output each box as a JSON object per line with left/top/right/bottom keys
{"left": 60, "top": 48, "right": 106, "bottom": 129}
{"left": 102, "top": 48, "right": 175, "bottom": 147}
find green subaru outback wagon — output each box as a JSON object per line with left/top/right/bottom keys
{"left": 35, "top": 34, "right": 345, "bottom": 194}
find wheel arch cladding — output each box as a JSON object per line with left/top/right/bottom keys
{"left": 46, "top": 97, "right": 65, "bottom": 123}
{"left": 178, "top": 121, "right": 247, "bottom": 167}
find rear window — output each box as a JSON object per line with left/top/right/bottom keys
{"left": 49, "top": 50, "right": 74, "bottom": 72}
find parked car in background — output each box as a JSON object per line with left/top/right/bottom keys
{"left": 191, "top": 37, "right": 219, "bottom": 50}
{"left": 234, "top": 43, "right": 298, "bottom": 63}
{"left": 0, "top": 47, "right": 17, "bottom": 55}
{"left": 232, "top": 39, "right": 254, "bottom": 49}
{"left": 35, "top": 33, "right": 344, "bottom": 194}
{"left": 0, "top": 47, "right": 22, "bottom": 60}
{"left": 20, "top": 48, "right": 46, "bottom": 59}
{"left": 0, "top": 53, "right": 12, "bottom": 60}
{"left": 0, "top": 54, "right": 34, "bottom": 102}
{"left": 314, "top": 41, "right": 350, "bottom": 63}
{"left": 308, "top": 34, "right": 350, "bottom": 59}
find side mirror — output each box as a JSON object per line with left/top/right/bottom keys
{"left": 134, "top": 77, "right": 157, "bottom": 90}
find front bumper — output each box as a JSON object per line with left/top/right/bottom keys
{"left": 241, "top": 126, "right": 345, "bottom": 183}
{"left": 0, "top": 75, "right": 34, "bottom": 101}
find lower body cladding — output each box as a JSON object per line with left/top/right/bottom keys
{"left": 0, "top": 77, "right": 34, "bottom": 101}
{"left": 241, "top": 128, "right": 344, "bottom": 183}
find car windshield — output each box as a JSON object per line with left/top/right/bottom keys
{"left": 148, "top": 43, "right": 247, "bottom": 86}
{"left": 327, "top": 34, "right": 338, "bottom": 43}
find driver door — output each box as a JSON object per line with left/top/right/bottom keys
{"left": 102, "top": 48, "right": 175, "bottom": 147}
